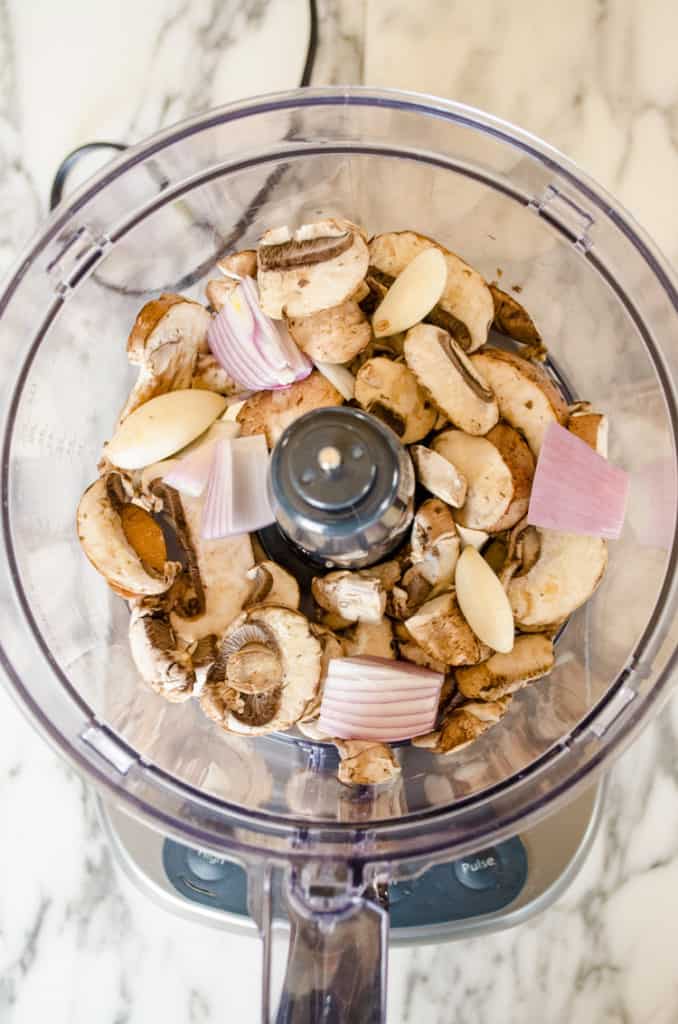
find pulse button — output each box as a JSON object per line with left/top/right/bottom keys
{"left": 453, "top": 848, "right": 503, "bottom": 891}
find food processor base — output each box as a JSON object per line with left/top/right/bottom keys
{"left": 98, "top": 781, "right": 603, "bottom": 944}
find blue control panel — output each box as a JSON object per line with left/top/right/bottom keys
{"left": 162, "top": 837, "right": 528, "bottom": 925}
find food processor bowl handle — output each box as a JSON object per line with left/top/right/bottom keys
{"left": 274, "top": 874, "right": 389, "bottom": 1024}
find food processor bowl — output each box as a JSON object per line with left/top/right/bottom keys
{"left": 2, "top": 88, "right": 678, "bottom": 1021}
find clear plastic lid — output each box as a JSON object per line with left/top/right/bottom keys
{"left": 1, "top": 88, "right": 677, "bottom": 871}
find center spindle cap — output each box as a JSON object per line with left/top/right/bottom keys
{"left": 266, "top": 406, "right": 415, "bottom": 569}
{"left": 277, "top": 407, "right": 389, "bottom": 513}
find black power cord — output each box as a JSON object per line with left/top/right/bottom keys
{"left": 299, "top": 0, "right": 319, "bottom": 88}
{"left": 49, "top": 0, "right": 319, "bottom": 212}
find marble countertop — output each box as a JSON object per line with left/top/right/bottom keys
{"left": 2, "top": 1, "right": 678, "bottom": 1021}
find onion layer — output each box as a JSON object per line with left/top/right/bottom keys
{"left": 201, "top": 435, "right": 274, "bottom": 539}
{"left": 208, "top": 277, "right": 311, "bottom": 391}
{"left": 528, "top": 422, "right": 628, "bottom": 540}
{"left": 318, "top": 656, "right": 443, "bottom": 742}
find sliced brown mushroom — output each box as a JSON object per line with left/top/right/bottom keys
{"left": 456, "top": 634, "right": 554, "bottom": 701}
{"left": 200, "top": 605, "right": 322, "bottom": 735}
{"left": 369, "top": 232, "right": 494, "bottom": 352}
{"left": 410, "top": 445, "right": 467, "bottom": 508}
{"left": 191, "top": 353, "right": 240, "bottom": 395}
{"left": 411, "top": 499, "right": 459, "bottom": 563}
{"left": 225, "top": 642, "right": 283, "bottom": 695}
{"left": 128, "top": 599, "right": 196, "bottom": 702}
{"left": 217, "top": 249, "right": 258, "bottom": 279}
{"left": 410, "top": 499, "right": 461, "bottom": 591}
{"left": 358, "top": 560, "right": 403, "bottom": 591}
{"left": 389, "top": 571, "right": 433, "bottom": 620}
{"left": 77, "top": 475, "right": 179, "bottom": 599}
{"left": 257, "top": 219, "right": 369, "bottom": 318}
{"left": 146, "top": 480, "right": 254, "bottom": 644}
{"left": 483, "top": 537, "right": 508, "bottom": 574}
{"left": 354, "top": 357, "right": 436, "bottom": 443}
{"left": 349, "top": 331, "right": 406, "bottom": 374}
{"left": 470, "top": 348, "right": 568, "bottom": 455}
{"left": 568, "top": 402, "right": 608, "bottom": 457}
{"left": 119, "top": 294, "right": 212, "bottom": 422}
{"left": 404, "top": 324, "right": 499, "bottom": 435}
{"left": 405, "top": 592, "right": 483, "bottom": 667}
{"left": 396, "top": 637, "right": 447, "bottom": 674}
{"left": 482, "top": 423, "right": 535, "bottom": 532}
{"left": 301, "top": 624, "right": 344, "bottom": 723}
{"left": 432, "top": 426, "right": 534, "bottom": 533}
{"left": 205, "top": 277, "right": 237, "bottom": 312}
{"left": 508, "top": 530, "right": 608, "bottom": 631}
{"left": 507, "top": 518, "right": 542, "bottom": 577}
{"left": 236, "top": 371, "right": 343, "bottom": 448}
{"left": 413, "top": 697, "right": 511, "bottom": 754}
{"left": 312, "top": 570, "right": 386, "bottom": 624}
{"left": 244, "top": 561, "right": 300, "bottom": 610}
{"left": 334, "top": 739, "right": 401, "bottom": 786}
{"left": 287, "top": 300, "right": 372, "bottom": 364}
{"left": 489, "top": 284, "right": 547, "bottom": 360}
{"left": 188, "top": 634, "right": 219, "bottom": 687}
{"left": 341, "top": 618, "right": 396, "bottom": 660}
{"left": 314, "top": 608, "right": 355, "bottom": 632}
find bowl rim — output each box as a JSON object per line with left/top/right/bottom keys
{"left": 2, "top": 85, "right": 677, "bottom": 864}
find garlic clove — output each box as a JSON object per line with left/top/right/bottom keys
{"left": 372, "top": 247, "right": 447, "bottom": 338}
{"left": 105, "top": 389, "right": 226, "bottom": 470}
{"left": 455, "top": 546, "right": 515, "bottom": 654}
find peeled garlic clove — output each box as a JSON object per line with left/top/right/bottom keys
{"left": 372, "top": 248, "right": 447, "bottom": 338}
{"left": 313, "top": 359, "right": 356, "bottom": 400}
{"left": 456, "top": 525, "right": 489, "bottom": 550}
{"left": 454, "top": 546, "right": 514, "bottom": 654}
{"left": 105, "top": 389, "right": 226, "bottom": 470}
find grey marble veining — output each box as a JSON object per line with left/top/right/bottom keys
{"left": 1, "top": 2, "right": 678, "bottom": 1023}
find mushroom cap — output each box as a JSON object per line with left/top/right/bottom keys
{"left": 405, "top": 592, "right": 482, "bottom": 667}
{"left": 414, "top": 698, "right": 511, "bottom": 754}
{"left": 120, "top": 295, "right": 211, "bottom": 422}
{"left": 411, "top": 498, "right": 458, "bottom": 562}
{"left": 244, "top": 561, "right": 300, "bottom": 610}
{"left": 129, "top": 601, "right": 195, "bottom": 702}
{"left": 432, "top": 429, "right": 514, "bottom": 533}
{"left": 410, "top": 445, "right": 468, "bottom": 508}
{"left": 312, "top": 571, "right": 387, "bottom": 624}
{"left": 568, "top": 405, "right": 609, "bottom": 457}
{"left": 508, "top": 530, "right": 607, "bottom": 630}
{"left": 165, "top": 487, "right": 254, "bottom": 644}
{"left": 471, "top": 348, "right": 568, "bottom": 455}
{"left": 482, "top": 423, "right": 535, "bottom": 533}
{"left": 302, "top": 624, "right": 344, "bottom": 722}
{"left": 354, "top": 357, "right": 436, "bottom": 444}
{"left": 236, "top": 371, "right": 343, "bottom": 448}
{"left": 341, "top": 618, "right": 396, "bottom": 660}
{"left": 200, "top": 605, "right": 322, "bottom": 735}
{"left": 489, "top": 283, "right": 546, "bottom": 359}
{"left": 404, "top": 323, "right": 499, "bottom": 435}
{"left": 287, "top": 300, "right": 372, "bottom": 364}
{"left": 334, "top": 740, "right": 401, "bottom": 786}
{"left": 456, "top": 633, "right": 554, "bottom": 700}
{"left": 77, "top": 476, "right": 179, "bottom": 598}
{"left": 217, "top": 249, "right": 258, "bottom": 279}
{"left": 257, "top": 220, "right": 369, "bottom": 319}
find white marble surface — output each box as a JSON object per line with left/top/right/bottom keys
{"left": 2, "top": 1, "right": 678, "bottom": 1022}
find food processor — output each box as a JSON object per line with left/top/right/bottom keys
{"left": 1, "top": 88, "right": 677, "bottom": 1023}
